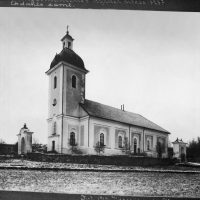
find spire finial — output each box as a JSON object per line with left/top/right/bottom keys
{"left": 24, "top": 123, "right": 27, "bottom": 129}
{"left": 67, "top": 25, "right": 69, "bottom": 35}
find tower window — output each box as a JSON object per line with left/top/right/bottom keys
{"left": 70, "top": 132, "right": 75, "bottom": 145}
{"left": 68, "top": 42, "right": 71, "bottom": 49}
{"left": 63, "top": 42, "right": 65, "bottom": 49}
{"left": 118, "top": 136, "right": 122, "bottom": 148}
{"left": 54, "top": 76, "right": 57, "bottom": 89}
{"left": 52, "top": 99, "right": 57, "bottom": 106}
{"left": 53, "top": 122, "right": 56, "bottom": 135}
{"left": 72, "top": 75, "right": 77, "bottom": 89}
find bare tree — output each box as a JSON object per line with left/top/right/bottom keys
{"left": 32, "top": 137, "right": 41, "bottom": 152}
{"left": 187, "top": 137, "right": 200, "bottom": 161}
{"left": 0, "top": 139, "right": 5, "bottom": 144}
{"left": 68, "top": 139, "right": 82, "bottom": 155}
{"left": 121, "top": 137, "right": 130, "bottom": 155}
{"left": 33, "top": 137, "right": 39, "bottom": 144}
{"left": 94, "top": 141, "right": 105, "bottom": 155}
{"left": 155, "top": 141, "right": 166, "bottom": 159}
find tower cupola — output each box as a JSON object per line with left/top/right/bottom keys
{"left": 49, "top": 27, "right": 87, "bottom": 70}
{"left": 61, "top": 26, "right": 74, "bottom": 50}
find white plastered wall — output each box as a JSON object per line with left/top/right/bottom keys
{"left": 88, "top": 117, "right": 130, "bottom": 155}
{"left": 144, "top": 129, "right": 169, "bottom": 157}
{"left": 62, "top": 116, "right": 80, "bottom": 154}
{"left": 130, "top": 126, "right": 143, "bottom": 153}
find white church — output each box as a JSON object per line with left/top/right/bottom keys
{"left": 46, "top": 29, "right": 170, "bottom": 157}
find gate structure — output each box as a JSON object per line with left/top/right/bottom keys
{"left": 17, "top": 123, "right": 34, "bottom": 155}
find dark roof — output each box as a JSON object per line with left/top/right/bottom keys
{"left": 61, "top": 33, "right": 74, "bottom": 41}
{"left": 80, "top": 99, "right": 170, "bottom": 134}
{"left": 172, "top": 138, "right": 187, "bottom": 144}
{"left": 0, "top": 143, "right": 16, "bottom": 146}
{"left": 50, "top": 48, "right": 85, "bottom": 70}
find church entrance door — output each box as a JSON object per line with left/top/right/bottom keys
{"left": 21, "top": 137, "right": 26, "bottom": 154}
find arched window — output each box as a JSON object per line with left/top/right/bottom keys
{"left": 118, "top": 136, "right": 122, "bottom": 148}
{"left": 100, "top": 133, "right": 104, "bottom": 146}
{"left": 134, "top": 138, "right": 137, "bottom": 153}
{"left": 159, "top": 139, "right": 163, "bottom": 144}
{"left": 54, "top": 76, "right": 57, "bottom": 89}
{"left": 147, "top": 137, "right": 151, "bottom": 151}
{"left": 53, "top": 122, "right": 56, "bottom": 134}
{"left": 72, "top": 75, "right": 77, "bottom": 89}
{"left": 68, "top": 41, "right": 71, "bottom": 49}
{"left": 70, "top": 132, "right": 75, "bottom": 145}
{"left": 147, "top": 140, "right": 150, "bottom": 150}
{"left": 158, "top": 139, "right": 163, "bottom": 148}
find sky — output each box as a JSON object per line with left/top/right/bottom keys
{"left": 0, "top": 8, "right": 200, "bottom": 145}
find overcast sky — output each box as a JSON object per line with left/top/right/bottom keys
{"left": 0, "top": 8, "right": 199, "bottom": 145}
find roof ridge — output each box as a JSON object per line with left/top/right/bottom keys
{"left": 85, "top": 99, "right": 140, "bottom": 115}
{"left": 137, "top": 114, "right": 170, "bottom": 133}
{"left": 121, "top": 110, "right": 169, "bottom": 133}
{"left": 84, "top": 99, "right": 170, "bottom": 134}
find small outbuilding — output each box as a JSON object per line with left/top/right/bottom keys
{"left": 172, "top": 138, "right": 187, "bottom": 159}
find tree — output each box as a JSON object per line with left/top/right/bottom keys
{"left": 167, "top": 146, "right": 173, "bottom": 159}
{"left": 121, "top": 137, "right": 130, "bottom": 155}
{"left": 68, "top": 139, "right": 82, "bottom": 155}
{"left": 32, "top": 137, "right": 42, "bottom": 152}
{"left": 155, "top": 141, "right": 166, "bottom": 159}
{"left": 13, "top": 142, "right": 18, "bottom": 153}
{"left": 0, "top": 139, "right": 6, "bottom": 155}
{"left": 0, "top": 139, "right": 5, "bottom": 144}
{"left": 94, "top": 141, "right": 105, "bottom": 155}
{"left": 187, "top": 137, "right": 200, "bottom": 161}
{"left": 180, "top": 153, "right": 186, "bottom": 162}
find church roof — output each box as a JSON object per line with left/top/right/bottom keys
{"left": 61, "top": 33, "right": 74, "bottom": 41}
{"left": 80, "top": 99, "right": 170, "bottom": 134}
{"left": 50, "top": 48, "right": 85, "bottom": 70}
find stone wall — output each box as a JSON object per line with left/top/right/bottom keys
{"left": 27, "top": 153, "right": 171, "bottom": 166}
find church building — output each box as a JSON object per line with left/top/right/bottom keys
{"left": 45, "top": 29, "right": 170, "bottom": 157}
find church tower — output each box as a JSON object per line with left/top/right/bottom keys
{"left": 46, "top": 28, "right": 89, "bottom": 153}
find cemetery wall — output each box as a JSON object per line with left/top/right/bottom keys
{"left": 27, "top": 153, "right": 171, "bottom": 166}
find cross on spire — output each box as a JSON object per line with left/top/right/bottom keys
{"left": 67, "top": 25, "right": 69, "bottom": 35}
